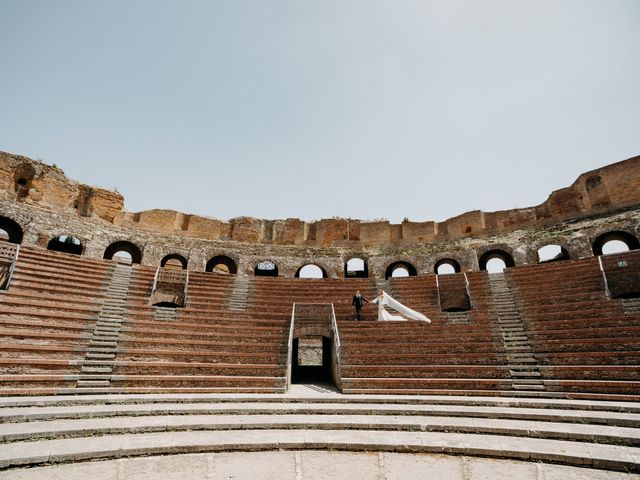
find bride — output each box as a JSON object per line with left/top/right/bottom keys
{"left": 371, "top": 290, "right": 431, "bottom": 323}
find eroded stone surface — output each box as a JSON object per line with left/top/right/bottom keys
{"left": 0, "top": 451, "right": 638, "bottom": 480}
{"left": 1, "top": 150, "right": 639, "bottom": 277}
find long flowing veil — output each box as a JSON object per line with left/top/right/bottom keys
{"left": 380, "top": 291, "right": 431, "bottom": 323}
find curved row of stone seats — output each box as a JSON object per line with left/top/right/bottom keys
{"left": 1, "top": 246, "right": 639, "bottom": 398}
{"left": 506, "top": 253, "right": 640, "bottom": 398}
{"left": 249, "top": 277, "right": 377, "bottom": 321}
{"left": 186, "top": 271, "right": 234, "bottom": 310}
{"left": 339, "top": 272, "right": 511, "bottom": 395}
{"left": 108, "top": 264, "right": 288, "bottom": 393}
{"left": 0, "top": 247, "right": 113, "bottom": 394}
{"left": 249, "top": 273, "right": 513, "bottom": 395}
{"left": 0, "top": 393, "right": 638, "bottom": 473}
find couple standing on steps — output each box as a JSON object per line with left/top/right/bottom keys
{"left": 352, "top": 289, "right": 431, "bottom": 323}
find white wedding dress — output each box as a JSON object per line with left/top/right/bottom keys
{"left": 371, "top": 291, "right": 431, "bottom": 323}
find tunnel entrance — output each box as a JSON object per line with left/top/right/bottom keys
{"left": 291, "top": 336, "right": 333, "bottom": 384}
{"left": 288, "top": 303, "right": 341, "bottom": 391}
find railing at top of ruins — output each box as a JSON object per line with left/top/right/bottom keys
{"left": 0, "top": 243, "right": 20, "bottom": 290}
{"left": 0, "top": 243, "right": 19, "bottom": 264}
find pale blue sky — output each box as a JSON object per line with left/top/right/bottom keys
{"left": 1, "top": 1, "right": 639, "bottom": 223}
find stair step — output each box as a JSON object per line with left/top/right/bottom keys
{"left": 76, "top": 380, "right": 111, "bottom": 388}
{"left": 510, "top": 371, "right": 542, "bottom": 377}
{"left": 85, "top": 353, "right": 116, "bottom": 360}
{"left": 81, "top": 366, "right": 113, "bottom": 374}
{"left": 513, "top": 384, "right": 546, "bottom": 391}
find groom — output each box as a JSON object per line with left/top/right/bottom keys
{"left": 352, "top": 290, "right": 369, "bottom": 321}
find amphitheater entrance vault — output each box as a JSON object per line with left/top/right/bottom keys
{"left": 291, "top": 336, "right": 334, "bottom": 385}
{"left": 288, "top": 303, "right": 341, "bottom": 390}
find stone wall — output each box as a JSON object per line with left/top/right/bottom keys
{"left": 1, "top": 150, "right": 639, "bottom": 248}
{"left": 0, "top": 150, "right": 639, "bottom": 278}
{"left": 1, "top": 196, "right": 638, "bottom": 279}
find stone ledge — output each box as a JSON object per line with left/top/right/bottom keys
{"left": 0, "top": 429, "right": 638, "bottom": 472}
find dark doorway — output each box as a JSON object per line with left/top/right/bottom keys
{"left": 161, "top": 253, "right": 188, "bottom": 270}
{"left": 255, "top": 261, "right": 278, "bottom": 277}
{"left": 0, "top": 216, "right": 23, "bottom": 244}
{"left": 292, "top": 336, "right": 333, "bottom": 384}
{"left": 206, "top": 255, "right": 237, "bottom": 274}
{"left": 47, "top": 235, "right": 83, "bottom": 255}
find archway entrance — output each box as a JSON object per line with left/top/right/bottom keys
{"left": 593, "top": 231, "right": 640, "bottom": 256}
{"left": 47, "top": 235, "right": 83, "bottom": 255}
{"left": 296, "top": 264, "right": 327, "bottom": 278}
{"left": 537, "top": 245, "right": 569, "bottom": 263}
{"left": 104, "top": 241, "right": 142, "bottom": 265}
{"left": 479, "top": 250, "right": 515, "bottom": 273}
{"left": 206, "top": 255, "right": 237, "bottom": 274}
{"left": 345, "top": 257, "right": 368, "bottom": 278}
{"left": 0, "top": 217, "right": 23, "bottom": 244}
{"left": 291, "top": 336, "right": 334, "bottom": 384}
{"left": 385, "top": 261, "right": 417, "bottom": 280}
{"left": 255, "top": 261, "right": 278, "bottom": 277}
{"left": 435, "top": 258, "right": 461, "bottom": 274}
{"left": 161, "top": 254, "right": 187, "bottom": 270}
{"left": 289, "top": 303, "right": 340, "bottom": 390}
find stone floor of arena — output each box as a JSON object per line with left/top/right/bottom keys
{"left": 2, "top": 451, "right": 639, "bottom": 480}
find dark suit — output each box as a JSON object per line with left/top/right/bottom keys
{"left": 352, "top": 294, "right": 368, "bottom": 320}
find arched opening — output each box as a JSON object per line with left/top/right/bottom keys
{"left": 291, "top": 336, "right": 334, "bottom": 385}
{"left": 0, "top": 217, "right": 23, "bottom": 244}
{"left": 485, "top": 258, "right": 507, "bottom": 273}
{"left": 103, "top": 241, "right": 142, "bottom": 265}
{"left": 255, "top": 261, "right": 278, "bottom": 277}
{"left": 47, "top": 235, "right": 83, "bottom": 255}
{"left": 296, "top": 264, "right": 327, "bottom": 279}
{"left": 160, "top": 254, "right": 187, "bottom": 270}
{"left": 434, "top": 258, "right": 461, "bottom": 275}
{"left": 385, "top": 261, "right": 417, "bottom": 280}
{"left": 14, "top": 163, "right": 35, "bottom": 198}
{"left": 602, "top": 240, "right": 630, "bottom": 255}
{"left": 593, "top": 231, "right": 640, "bottom": 256}
{"left": 537, "top": 244, "right": 570, "bottom": 263}
{"left": 206, "top": 255, "right": 237, "bottom": 274}
{"left": 585, "top": 174, "right": 610, "bottom": 207}
{"left": 345, "top": 257, "right": 368, "bottom": 278}
{"left": 479, "top": 250, "right": 515, "bottom": 273}
{"left": 113, "top": 251, "right": 132, "bottom": 265}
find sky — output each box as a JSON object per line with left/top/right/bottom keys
{"left": 1, "top": 1, "right": 639, "bottom": 224}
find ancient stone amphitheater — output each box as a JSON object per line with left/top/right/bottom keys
{"left": 0, "top": 151, "right": 639, "bottom": 478}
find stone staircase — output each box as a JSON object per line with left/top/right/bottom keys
{"left": 622, "top": 297, "right": 640, "bottom": 316}
{"left": 444, "top": 311, "right": 470, "bottom": 324}
{"left": 228, "top": 275, "right": 252, "bottom": 311}
{"left": 154, "top": 306, "right": 177, "bottom": 321}
{"left": 0, "top": 393, "right": 638, "bottom": 474}
{"left": 489, "top": 273, "right": 545, "bottom": 393}
{"left": 75, "top": 264, "right": 132, "bottom": 392}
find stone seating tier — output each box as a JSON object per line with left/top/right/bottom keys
{"left": 0, "top": 247, "right": 638, "bottom": 398}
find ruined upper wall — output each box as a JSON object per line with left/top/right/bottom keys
{"left": 0, "top": 152, "right": 124, "bottom": 222}
{"left": 1, "top": 150, "right": 639, "bottom": 247}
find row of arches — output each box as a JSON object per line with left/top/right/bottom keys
{"left": 1, "top": 216, "right": 639, "bottom": 277}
